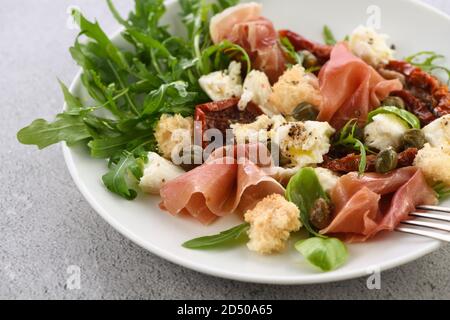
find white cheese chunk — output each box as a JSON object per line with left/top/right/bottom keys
{"left": 198, "top": 61, "right": 243, "bottom": 101}
{"left": 422, "top": 114, "right": 450, "bottom": 149}
{"left": 364, "top": 113, "right": 409, "bottom": 151}
{"left": 139, "top": 152, "right": 185, "bottom": 195}
{"left": 348, "top": 25, "right": 394, "bottom": 66}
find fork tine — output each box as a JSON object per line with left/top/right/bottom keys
{"left": 416, "top": 205, "right": 450, "bottom": 214}
{"left": 401, "top": 220, "right": 450, "bottom": 232}
{"left": 410, "top": 212, "right": 450, "bottom": 222}
{"left": 396, "top": 226, "right": 450, "bottom": 242}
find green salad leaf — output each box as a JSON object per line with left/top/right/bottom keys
{"left": 280, "top": 37, "right": 303, "bottom": 66}
{"left": 17, "top": 0, "right": 245, "bottom": 200}
{"left": 285, "top": 168, "right": 329, "bottom": 237}
{"left": 433, "top": 182, "right": 450, "bottom": 201}
{"left": 322, "top": 25, "right": 337, "bottom": 45}
{"left": 17, "top": 114, "right": 91, "bottom": 149}
{"left": 333, "top": 119, "right": 370, "bottom": 176}
{"left": 295, "top": 237, "right": 348, "bottom": 272}
{"left": 368, "top": 106, "right": 421, "bottom": 129}
{"left": 183, "top": 223, "right": 250, "bottom": 249}
{"left": 405, "top": 51, "right": 450, "bottom": 85}
{"left": 102, "top": 150, "right": 147, "bottom": 200}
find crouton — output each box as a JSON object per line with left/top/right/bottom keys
{"left": 414, "top": 143, "right": 450, "bottom": 186}
{"left": 244, "top": 194, "right": 301, "bottom": 254}
{"left": 268, "top": 65, "right": 322, "bottom": 115}
{"left": 154, "top": 114, "right": 193, "bottom": 160}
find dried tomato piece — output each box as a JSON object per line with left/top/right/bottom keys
{"left": 279, "top": 30, "right": 333, "bottom": 65}
{"left": 385, "top": 60, "right": 450, "bottom": 117}
{"left": 391, "top": 90, "right": 436, "bottom": 125}
{"left": 322, "top": 148, "right": 418, "bottom": 173}
{"left": 194, "top": 98, "right": 262, "bottom": 148}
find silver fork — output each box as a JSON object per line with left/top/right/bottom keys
{"left": 396, "top": 205, "right": 450, "bottom": 242}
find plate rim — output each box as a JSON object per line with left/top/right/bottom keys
{"left": 62, "top": 0, "right": 446, "bottom": 285}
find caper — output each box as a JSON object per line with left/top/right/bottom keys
{"left": 301, "top": 50, "right": 319, "bottom": 69}
{"left": 402, "top": 129, "right": 426, "bottom": 150}
{"left": 177, "top": 145, "right": 203, "bottom": 171}
{"left": 375, "top": 147, "right": 398, "bottom": 174}
{"left": 381, "top": 96, "right": 405, "bottom": 109}
{"left": 292, "top": 102, "right": 319, "bottom": 121}
{"left": 309, "top": 198, "right": 333, "bottom": 230}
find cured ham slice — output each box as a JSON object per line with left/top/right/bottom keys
{"left": 159, "top": 144, "right": 284, "bottom": 224}
{"left": 318, "top": 43, "right": 402, "bottom": 129}
{"left": 209, "top": 2, "right": 286, "bottom": 83}
{"left": 320, "top": 167, "right": 437, "bottom": 242}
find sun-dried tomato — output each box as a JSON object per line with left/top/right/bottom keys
{"left": 391, "top": 90, "right": 436, "bottom": 125}
{"left": 385, "top": 60, "right": 450, "bottom": 118}
{"left": 194, "top": 98, "right": 262, "bottom": 148}
{"left": 322, "top": 148, "right": 418, "bottom": 173}
{"left": 278, "top": 30, "right": 333, "bottom": 65}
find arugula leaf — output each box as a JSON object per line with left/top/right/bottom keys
{"left": 199, "top": 40, "right": 251, "bottom": 75}
{"left": 368, "top": 106, "right": 421, "bottom": 129}
{"left": 17, "top": 114, "right": 91, "bottom": 149}
{"left": 323, "top": 25, "right": 337, "bottom": 45}
{"left": 71, "top": 9, "right": 128, "bottom": 70}
{"left": 59, "top": 80, "right": 82, "bottom": 112}
{"left": 333, "top": 119, "right": 370, "bottom": 175}
{"left": 433, "top": 182, "right": 450, "bottom": 201}
{"left": 88, "top": 130, "right": 154, "bottom": 159}
{"left": 405, "top": 51, "right": 450, "bottom": 85}
{"left": 295, "top": 237, "right": 348, "bottom": 272}
{"left": 17, "top": 0, "right": 243, "bottom": 200}
{"left": 102, "top": 150, "right": 146, "bottom": 200}
{"left": 280, "top": 37, "right": 303, "bottom": 66}
{"left": 286, "top": 168, "right": 329, "bottom": 237}
{"left": 183, "top": 223, "right": 250, "bottom": 249}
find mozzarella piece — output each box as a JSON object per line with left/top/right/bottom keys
{"left": 273, "top": 121, "right": 335, "bottom": 168}
{"left": 314, "top": 168, "right": 340, "bottom": 193}
{"left": 198, "top": 61, "right": 243, "bottom": 101}
{"left": 238, "top": 70, "right": 275, "bottom": 114}
{"left": 231, "top": 114, "right": 287, "bottom": 143}
{"left": 139, "top": 152, "right": 185, "bottom": 195}
{"left": 364, "top": 113, "right": 409, "bottom": 151}
{"left": 348, "top": 25, "right": 394, "bottom": 67}
{"left": 422, "top": 114, "right": 450, "bottom": 149}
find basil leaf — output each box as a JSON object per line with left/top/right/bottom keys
{"left": 368, "top": 106, "right": 421, "bottom": 129}
{"left": 17, "top": 114, "right": 91, "bottom": 149}
{"left": 295, "top": 237, "right": 348, "bottom": 271}
{"left": 286, "top": 168, "right": 328, "bottom": 237}
{"left": 183, "top": 223, "right": 250, "bottom": 249}
{"left": 323, "top": 25, "right": 337, "bottom": 45}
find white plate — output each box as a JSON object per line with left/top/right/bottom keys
{"left": 63, "top": 0, "right": 450, "bottom": 284}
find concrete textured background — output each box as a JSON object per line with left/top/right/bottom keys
{"left": 1, "top": 0, "right": 449, "bottom": 300}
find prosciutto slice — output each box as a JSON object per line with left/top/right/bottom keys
{"left": 210, "top": 2, "right": 286, "bottom": 83}
{"left": 318, "top": 43, "right": 402, "bottom": 129}
{"left": 159, "top": 144, "right": 284, "bottom": 224}
{"left": 320, "top": 167, "right": 437, "bottom": 242}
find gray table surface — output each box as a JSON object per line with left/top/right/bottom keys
{"left": 1, "top": 0, "right": 449, "bottom": 300}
